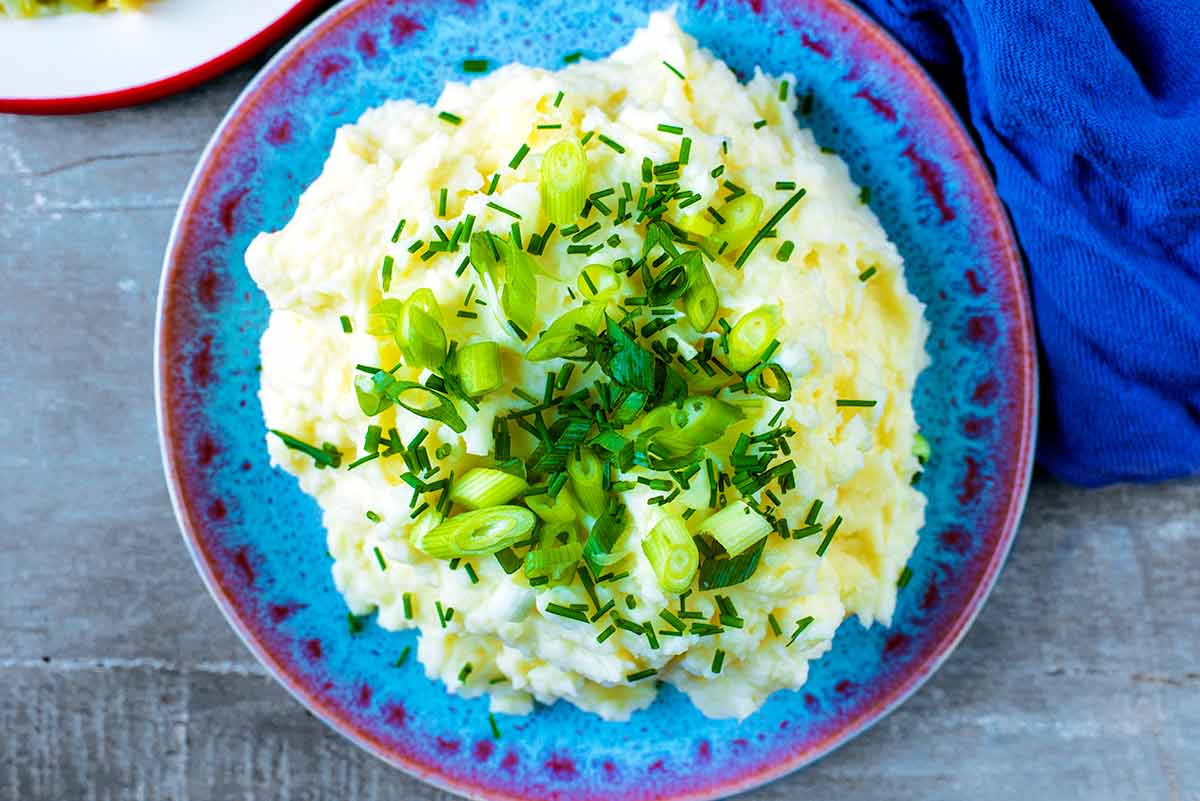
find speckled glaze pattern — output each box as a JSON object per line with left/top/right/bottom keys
{"left": 155, "top": 0, "right": 1036, "bottom": 798}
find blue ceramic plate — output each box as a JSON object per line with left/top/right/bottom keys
{"left": 156, "top": 1, "right": 1037, "bottom": 798}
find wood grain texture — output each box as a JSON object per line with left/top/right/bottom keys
{"left": 1, "top": 61, "right": 1196, "bottom": 801}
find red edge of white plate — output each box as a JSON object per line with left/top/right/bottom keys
{"left": 0, "top": 0, "right": 327, "bottom": 115}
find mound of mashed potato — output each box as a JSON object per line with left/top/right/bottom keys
{"left": 247, "top": 11, "right": 928, "bottom": 721}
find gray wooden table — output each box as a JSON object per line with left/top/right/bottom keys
{"left": 1, "top": 61, "right": 1197, "bottom": 801}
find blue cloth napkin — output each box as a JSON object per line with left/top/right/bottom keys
{"left": 853, "top": 0, "right": 1200, "bottom": 486}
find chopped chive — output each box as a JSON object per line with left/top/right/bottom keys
{"left": 805, "top": 499, "right": 823, "bottom": 524}
{"left": 438, "top": 111, "right": 462, "bottom": 125}
{"left": 734, "top": 188, "right": 807, "bottom": 270}
{"left": 859, "top": 265, "right": 878, "bottom": 282}
{"left": 859, "top": 185, "right": 871, "bottom": 204}
{"left": 489, "top": 713, "right": 501, "bottom": 739}
{"left": 509, "top": 143, "right": 531, "bottom": 169}
{"left": 486, "top": 201, "right": 521, "bottom": 219}
{"left": 339, "top": 315, "right": 353, "bottom": 333}
{"left": 801, "top": 89, "right": 814, "bottom": 114}
{"left": 381, "top": 254, "right": 394, "bottom": 290}
{"left": 390, "top": 218, "right": 406, "bottom": 242}
{"left": 373, "top": 546, "right": 387, "bottom": 571}
{"left": 458, "top": 662, "right": 473, "bottom": 682}
{"left": 407, "top": 239, "right": 424, "bottom": 254}
{"left": 657, "top": 123, "right": 684, "bottom": 135}
{"left": 546, "top": 603, "right": 589, "bottom": 623}
{"left": 776, "top": 241, "right": 795, "bottom": 261}
{"left": 710, "top": 164, "right": 725, "bottom": 178}
{"left": 775, "top": 181, "right": 796, "bottom": 190}
{"left": 465, "top": 563, "right": 479, "bottom": 584}
{"left": 753, "top": 119, "right": 768, "bottom": 129}
{"left": 779, "top": 79, "right": 789, "bottom": 101}
{"left": 563, "top": 50, "right": 582, "bottom": 63}
{"left": 836, "top": 399, "right": 877, "bottom": 407}
{"left": 792, "top": 523, "right": 823, "bottom": 539}
{"left": 820, "top": 145, "right": 836, "bottom": 154}
{"left": 711, "top": 649, "right": 726, "bottom": 673}
{"left": 898, "top": 566, "right": 913, "bottom": 588}
{"left": 767, "top": 613, "right": 783, "bottom": 637}
{"left": 816, "top": 515, "right": 842, "bottom": 557}
{"left": 438, "top": 187, "right": 448, "bottom": 217}
{"left": 403, "top": 592, "right": 413, "bottom": 619}
{"left": 365, "top": 510, "right": 382, "bottom": 523}
{"left": 553, "top": 90, "right": 564, "bottom": 107}
{"left": 641, "top": 157, "right": 653, "bottom": 183}
{"left": 347, "top": 612, "right": 364, "bottom": 635}
{"left": 436, "top": 601, "right": 448, "bottom": 627}
{"left": 537, "top": 123, "right": 563, "bottom": 129}
{"left": 456, "top": 310, "right": 478, "bottom": 319}
{"left": 395, "top": 646, "right": 411, "bottom": 667}
{"left": 786, "top": 616, "right": 815, "bottom": 647}
{"left": 597, "top": 134, "right": 625, "bottom": 154}
{"left": 626, "top": 668, "right": 657, "bottom": 682}
{"left": 662, "top": 60, "right": 685, "bottom": 80}
{"left": 596, "top": 625, "right": 616, "bottom": 643}
{"left": 580, "top": 130, "right": 594, "bottom": 146}
{"left": 679, "top": 137, "right": 692, "bottom": 165}
{"left": 463, "top": 58, "right": 489, "bottom": 73}
{"left": 485, "top": 173, "right": 500, "bottom": 195}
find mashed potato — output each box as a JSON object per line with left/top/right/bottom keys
{"left": 247, "top": 11, "right": 928, "bottom": 721}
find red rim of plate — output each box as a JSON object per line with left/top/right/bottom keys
{"left": 0, "top": 0, "right": 326, "bottom": 115}
{"left": 156, "top": 0, "right": 1037, "bottom": 797}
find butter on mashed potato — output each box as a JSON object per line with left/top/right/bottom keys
{"left": 246, "top": 11, "right": 928, "bottom": 721}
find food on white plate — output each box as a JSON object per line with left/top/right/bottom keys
{"left": 247, "top": 11, "right": 929, "bottom": 721}
{"left": 1, "top": 0, "right": 144, "bottom": 16}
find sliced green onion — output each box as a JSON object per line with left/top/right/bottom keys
{"left": 502, "top": 247, "right": 538, "bottom": 335}
{"left": 526, "top": 487, "right": 578, "bottom": 523}
{"left": 641, "top": 396, "right": 743, "bottom": 456}
{"left": 728, "top": 305, "right": 782, "bottom": 371}
{"left": 577, "top": 263, "right": 620, "bottom": 301}
{"left": 454, "top": 340, "right": 503, "bottom": 397}
{"left": 567, "top": 448, "right": 606, "bottom": 517}
{"left": 540, "top": 139, "right": 588, "bottom": 226}
{"left": 396, "top": 288, "right": 447, "bottom": 370}
{"left": 913, "top": 433, "right": 931, "bottom": 464}
{"left": 385, "top": 381, "right": 466, "bottom": 432}
{"left": 365, "top": 298, "right": 407, "bottom": 336}
{"left": 748, "top": 363, "right": 792, "bottom": 401}
{"left": 642, "top": 514, "right": 699, "bottom": 593}
{"left": 354, "top": 372, "right": 395, "bottom": 416}
{"left": 527, "top": 302, "right": 605, "bottom": 361}
{"left": 412, "top": 506, "right": 536, "bottom": 558}
{"left": 713, "top": 192, "right": 763, "bottom": 252}
{"left": 524, "top": 539, "right": 583, "bottom": 579}
{"left": 469, "top": 231, "right": 506, "bottom": 283}
{"left": 678, "top": 252, "right": 719, "bottom": 331}
{"left": 698, "top": 536, "right": 766, "bottom": 590}
{"left": 583, "top": 501, "right": 628, "bottom": 576}
{"left": 700, "top": 500, "right": 772, "bottom": 556}
{"left": 450, "top": 467, "right": 528, "bottom": 509}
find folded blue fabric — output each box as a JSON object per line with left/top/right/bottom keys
{"left": 853, "top": 0, "right": 1200, "bottom": 486}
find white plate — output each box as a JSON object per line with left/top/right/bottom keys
{"left": 0, "top": 0, "right": 323, "bottom": 113}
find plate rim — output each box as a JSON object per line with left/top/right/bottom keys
{"left": 155, "top": 0, "right": 1038, "bottom": 797}
{"left": 0, "top": 0, "right": 326, "bottom": 115}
